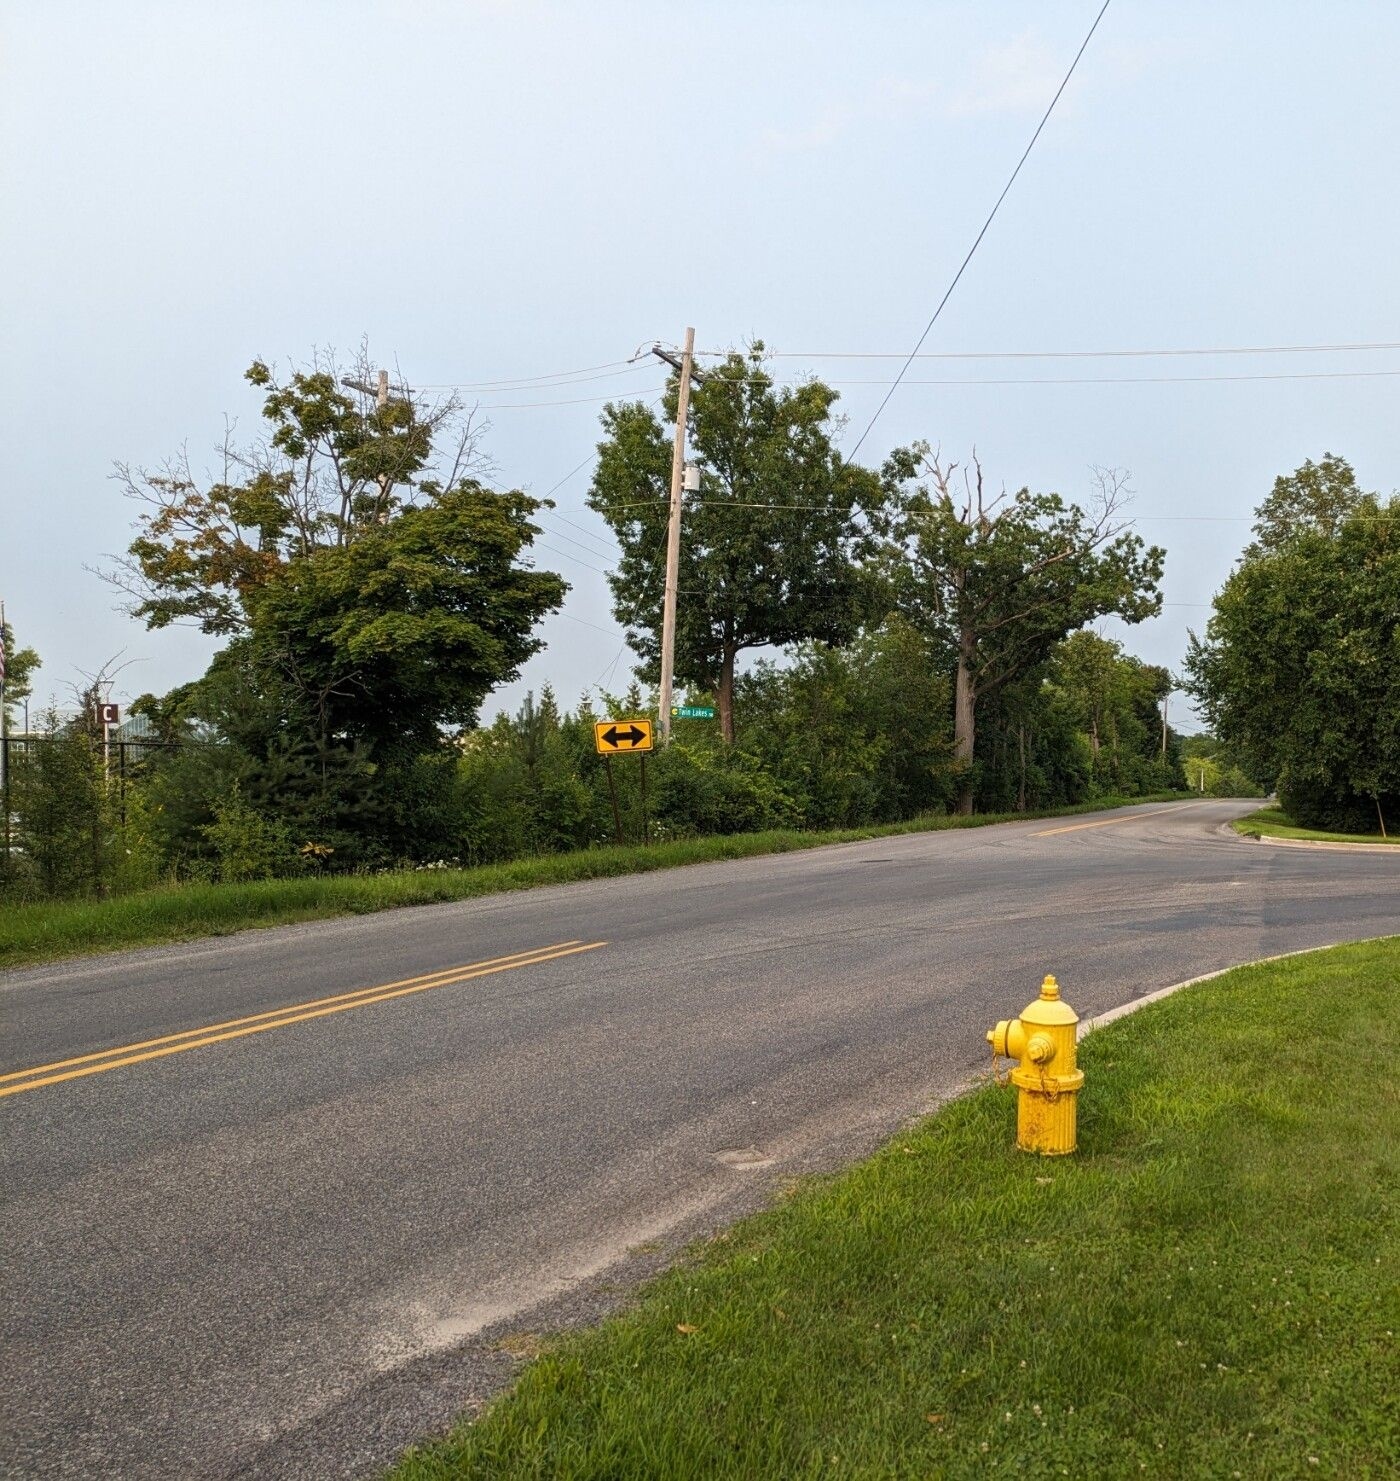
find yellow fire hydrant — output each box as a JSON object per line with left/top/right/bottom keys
{"left": 986, "top": 974, "right": 1084, "bottom": 1156}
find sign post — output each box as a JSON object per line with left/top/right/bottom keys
{"left": 603, "top": 757, "right": 624, "bottom": 845}
{"left": 97, "top": 702, "right": 120, "bottom": 782}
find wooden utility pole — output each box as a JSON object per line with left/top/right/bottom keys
{"left": 341, "top": 369, "right": 393, "bottom": 409}
{"left": 341, "top": 369, "right": 400, "bottom": 520}
{"left": 655, "top": 328, "right": 699, "bottom": 745}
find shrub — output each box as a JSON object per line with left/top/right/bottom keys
{"left": 200, "top": 789, "right": 302, "bottom": 881}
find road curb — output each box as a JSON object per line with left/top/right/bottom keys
{"left": 1234, "top": 830, "right": 1400, "bottom": 854}
{"left": 1076, "top": 935, "right": 1400, "bottom": 1039}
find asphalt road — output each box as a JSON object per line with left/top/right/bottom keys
{"left": 4, "top": 800, "right": 1399, "bottom": 1478}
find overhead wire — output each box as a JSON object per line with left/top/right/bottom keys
{"left": 542, "top": 509, "right": 620, "bottom": 557}
{"left": 558, "top": 610, "right": 627, "bottom": 637}
{"left": 826, "top": 368, "right": 1400, "bottom": 388}
{"left": 415, "top": 358, "right": 644, "bottom": 391}
{"left": 453, "top": 364, "right": 1400, "bottom": 413}
{"left": 845, "top": 0, "right": 1115, "bottom": 460}
{"left": 474, "top": 468, "right": 617, "bottom": 567}
{"left": 412, "top": 342, "right": 1400, "bottom": 403}
{"left": 590, "top": 640, "right": 631, "bottom": 691}
{"left": 530, "top": 451, "right": 621, "bottom": 557}
{"left": 532, "top": 541, "right": 615, "bottom": 576}
{"left": 469, "top": 386, "right": 665, "bottom": 410}
{"left": 694, "top": 339, "right": 1400, "bottom": 362}
{"left": 575, "top": 495, "right": 1400, "bottom": 525}
{"left": 539, "top": 451, "right": 600, "bottom": 501}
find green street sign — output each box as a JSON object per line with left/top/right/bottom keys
{"left": 671, "top": 705, "right": 716, "bottom": 720}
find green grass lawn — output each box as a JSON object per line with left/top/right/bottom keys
{"left": 1232, "top": 805, "right": 1400, "bottom": 846}
{"left": 389, "top": 938, "right": 1400, "bottom": 1481}
{"left": 0, "top": 794, "right": 1186, "bottom": 972}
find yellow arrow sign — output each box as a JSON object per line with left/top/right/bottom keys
{"left": 594, "top": 719, "right": 653, "bottom": 754}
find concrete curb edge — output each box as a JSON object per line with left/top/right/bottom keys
{"left": 1245, "top": 832, "right": 1400, "bottom": 853}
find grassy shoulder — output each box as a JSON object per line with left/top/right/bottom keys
{"left": 390, "top": 938, "right": 1400, "bottom": 1481}
{"left": 1232, "top": 804, "right": 1400, "bottom": 846}
{"left": 0, "top": 793, "right": 1185, "bottom": 973}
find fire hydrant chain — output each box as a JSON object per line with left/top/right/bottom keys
{"left": 985, "top": 974, "right": 1083, "bottom": 1155}
{"left": 989, "top": 1043, "right": 1013, "bottom": 1088}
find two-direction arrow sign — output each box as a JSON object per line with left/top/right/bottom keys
{"left": 594, "top": 719, "right": 654, "bottom": 755}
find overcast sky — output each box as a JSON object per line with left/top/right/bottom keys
{"left": 4, "top": 0, "right": 1398, "bottom": 727}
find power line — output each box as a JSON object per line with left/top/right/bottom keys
{"left": 414, "top": 339, "right": 1400, "bottom": 400}
{"left": 417, "top": 340, "right": 1400, "bottom": 399}
{"left": 696, "top": 339, "right": 1400, "bottom": 362}
{"left": 542, "top": 509, "right": 620, "bottom": 555}
{"left": 829, "top": 368, "right": 1400, "bottom": 388}
{"left": 846, "top": 0, "right": 1115, "bottom": 460}
{"left": 415, "top": 358, "right": 643, "bottom": 391}
{"left": 590, "top": 640, "right": 631, "bottom": 691}
{"left": 475, "top": 467, "right": 618, "bottom": 566}
{"left": 535, "top": 509, "right": 620, "bottom": 560}
{"left": 470, "top": 386, "right": 666, "bottom": 410}
{"left": 585, "top": 495, "right": 1400, "bottom": 524}
{"left": 533, "top": 541, "right": 616, "bottom": 576}
{"left": 533, "top": 518, "right": 621, "bottom": 564}
{"left": 557, "top": 610, "right": 627, "bottom": 638}
{"left": 527, "top": 451, "right": 619, "bottom": 558}
{"left": 539, "top": 451, "right": 599, "bottom": 500}
{"left": 493, "top": 365, "right": 1400, "bottom": 416}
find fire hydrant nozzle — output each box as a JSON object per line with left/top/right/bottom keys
{"left": 986, "top": 974, "right": 1083, "bottom": 1156}
{"left": 1026, "top": 1032, "right": 1055, "bottom": 1064}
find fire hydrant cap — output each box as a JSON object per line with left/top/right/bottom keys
{"left": 1018, "top": 975, "right": 1079, "bottom": 1027}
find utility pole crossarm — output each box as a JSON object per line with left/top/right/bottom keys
{"left": 340, "top": 371, "right": 407, "bottom": 408}
{"left": 650, "top": 345, "right": 707, "bottom": 385}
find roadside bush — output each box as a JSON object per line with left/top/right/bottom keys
{"left": 651, "top": 742, "right": 801, "bottom": 836}
{"left": 458, "top": 689, "right": 604, "bottom": 860}
{"left": 3, "top": 710, "right": 113, "bottom": 900}
{"left": 108, "top": 788, "right": 166, "bottom": 894}
{"left": 200, "top": 789, "right": 303, "bottom": 882}
{"left": 1277, "top": 769, "right": 1397, "bottom": 834}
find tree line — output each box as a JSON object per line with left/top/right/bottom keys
{"left": 2, "top": 343, "right": 1192, "bottom": 901}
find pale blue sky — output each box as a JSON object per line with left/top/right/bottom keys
{"left": 3, "top": 1, "right": 1398, "bottom": 724}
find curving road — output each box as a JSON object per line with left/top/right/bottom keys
{"left": 4, "top": 800, "right": 1399, "bottom": 1478}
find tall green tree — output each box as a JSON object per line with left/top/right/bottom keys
{"left": 882, "top": 447, "right": 1164, "bottom": 812}
{"left": 1, "top": 619, "right": 40, "bottom": 730}
{"left": 1246, "top": 451, "right": 1365, "bottom": 558}
{"left": 1186, "top": 459, "right": 1400, "bottom": 831}
{"left": 737, "top": 616, "right": 956, "bottom": 825}
{"left": 1052, "top": 630, "right": 1176, "bottom": 791}
{"left": 110, "top": 347, "right": 566, "bottom": 862}
{"left": 588, "top": 347, "right": 886, "bottom": 742}
{"left": 1052, "top": 630, "right": 1123, "bottom": 764}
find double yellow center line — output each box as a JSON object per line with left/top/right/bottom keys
{"left": 0, "top": 939, "right": 607, "bottom": 1100}
{"left": 1032, "top": 801, "right": 1209, "bottom": 837}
